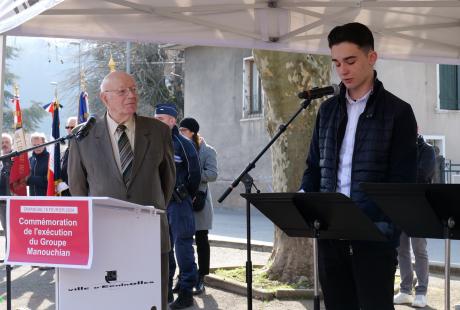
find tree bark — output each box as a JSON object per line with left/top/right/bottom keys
{"left": 252, "top": 50, "right": 331, "bottom": 283}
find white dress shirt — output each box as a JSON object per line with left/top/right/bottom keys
{"left": 336, "top": 89, "right": 372, "bottom": 197}
{"left": 106, "top": 113, "right": 136, "bottom": 173}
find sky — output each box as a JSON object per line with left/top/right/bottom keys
{"left": 6, "top": 36, "right": 82, "bottom": 138}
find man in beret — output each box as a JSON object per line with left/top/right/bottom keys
{"left": 68, "top": 71, "right": 176, "bottom": 310}
{"left": 155, "top": 103, "right": 201, "bottom": 309}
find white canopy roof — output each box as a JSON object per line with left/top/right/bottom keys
{"left": 1, "top": 0, "right": 460, "bottom": 64}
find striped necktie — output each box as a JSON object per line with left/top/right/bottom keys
{"left": 117, "top": 124, "right": 134, "bottom": 185}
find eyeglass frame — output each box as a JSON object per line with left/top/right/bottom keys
{"left": 103, "top": 86, "right": 138, "bottom": 97}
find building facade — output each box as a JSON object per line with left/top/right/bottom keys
{"left": 184, "top": 46, "right": 460, "bottom": 209}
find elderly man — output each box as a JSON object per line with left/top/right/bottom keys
{"left": 0, "top": 133, "right": 13, "bottom": 196}
{"left": 59, "top": 116, "right": 77, "bottom": 196}
{"left": 27, "top": 132, "right": 49, "bottom": 196}
{"left": 68, "top": 71, "right": 176, "bottom": 310}
{"left": 0, "top": 133, "right": 14, "bottom": 245}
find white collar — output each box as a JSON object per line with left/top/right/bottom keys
{"left": 106, "top": 113, "right": 135, "bottom": 135}
{"left": 345, "top": 88, "right": 372, "bottom": 104}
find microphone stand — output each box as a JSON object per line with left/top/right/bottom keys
{"left": 218, "top": 98, "right": 313, "bottom": 310}
{"left": 0, "top": 133, "right": 77, "bottom": 162}
{"left": 1, "top": 131, "right": 79, "bottom": 310}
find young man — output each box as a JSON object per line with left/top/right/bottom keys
{"left": 299, "top": 22, "right": 417, "bottom": 309}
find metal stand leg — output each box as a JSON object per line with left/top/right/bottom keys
{"left": 313, "top": 238, "right": 320, "bottom": 310}
{"left": 445, "top": 238, "right": 450, "bottom": 310}
{"left": 313, "top": 220, "right": 321, "bottom": 310}
{"left": 241, "top": 174, "right": 254, "bottom": 310}
{"left": 6, "top": 264, "right": 11, "bottom": 310}
{"left": 444, "top": 217, "right": 455, "bottom": 310}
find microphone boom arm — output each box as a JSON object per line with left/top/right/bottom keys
{"left": 218, "top": 98, "right": 313, "bottom": 203}
{"left": 0, "top": 116, "right": 95, "bottom": 162}
{"left": 0, "top": 133, "right": 76, "bottom": 162}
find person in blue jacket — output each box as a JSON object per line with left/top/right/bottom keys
{"left": 27, "top": 132, "right": 49, "bottom": 196}
{"left": 154, "top": 103, "right": 201, "bottom": 309}
{"left": 299, "top": 23, "right": 417, "bottom": 309}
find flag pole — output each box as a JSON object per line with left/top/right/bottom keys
{"left": 108, "top": 52, "right": 116, "bottom": 72}
{"left": 46, "top": 82, "right": 62, "bottom": 197}
{"left": 80, "top": 67, "right": 86, "bottom": 92}
{"left": 5, "top": 84, "right": 21, "bottom": 310}
{"left": 51, "top": 81, "right": 58, "bottom": 102}
{"left": 13, "top": 83, "right": 19, "bottom": 129}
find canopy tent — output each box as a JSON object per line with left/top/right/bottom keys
{"left": 0, "top": 0, "right": 460, "bottom": 65}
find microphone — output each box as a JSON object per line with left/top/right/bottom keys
{"left": 75, "top": 116, "right": 96, "bottom": 141}
{"left": 298, "top": 84, "right": 340, "bottom": 100}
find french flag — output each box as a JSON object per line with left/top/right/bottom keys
{"left": 43, "top": 100, "right": 61, "bottom": 196}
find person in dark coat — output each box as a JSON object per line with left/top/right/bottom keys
{"left": 394, "top": 134, "right": 435, "bottom": 307}
{"left": 0, "top": 133, "right": 14, "bottom": 243}
{"left": 155, "top": 104, "right": 201, "bottom": 309}
{"left": 299, "top": 22, "right": 417, "bottom": 309}
{"left": 27, "top": 132, "right": 49, "bottom": 196}
{"left": 59, "top": 116, "right": 77, "bottom": 196}
{"left": 179, "top": 117, "right": 218, "bottom": 295}
{"left": 0, "top": 134, "right": 13, "bottom": 195}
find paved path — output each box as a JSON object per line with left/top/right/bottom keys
{"left": 1, "top": 244, "right": 460, "bottom": 309}
{"left": 1, "top": 207, "right": 460, "bottom": 309}
{"left": 213, "top": 206, "right": 460, "bottom": 265}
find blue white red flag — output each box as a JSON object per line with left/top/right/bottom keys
{"left": 78, "top": 91, "right": 89, "bottom": 124}
{"left": 43, "top": 100, "right": 62, "bottom": 196}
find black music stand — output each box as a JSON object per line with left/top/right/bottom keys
{"left": 242, "top": 192, "right": 387, "bottom": 310}
{"left": 361, "top": 183, "right": 460, "bottom": 310}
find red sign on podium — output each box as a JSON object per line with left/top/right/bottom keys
{"left": 6, "top": 197, "right": 93, "bottom": 269}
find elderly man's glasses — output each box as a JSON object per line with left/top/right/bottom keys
{"left": 104, "top": 86, "right": 137, "bottom": 97}
{"left": 65, "top": 126, "right": 75, "bottom": 129}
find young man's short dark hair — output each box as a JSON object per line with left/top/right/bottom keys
{"left": 328, "top": 22, "right": 374, "bottom": 50}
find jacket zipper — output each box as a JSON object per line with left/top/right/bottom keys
{"left": 334, "top": 112, "right": 346, "bottom": 192}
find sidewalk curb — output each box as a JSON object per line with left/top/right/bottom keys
{"left": 205, "top": 274, "right": 276, "bottom": 301}
{"left": 205, "top": 266, "right": 316, "bottom": 301}
{"left": 209, "top": 235, "right": 460, "bottom": 276}
{"left": 429, "top": 261, "right": 460, "bottom": 277}
{"left": 208, "top": 235, "right": 272, "bottom": 253}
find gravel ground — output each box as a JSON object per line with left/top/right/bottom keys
{"left": 1, "top": 243, "right": 459, "bottom": 309}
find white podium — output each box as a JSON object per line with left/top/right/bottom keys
{"left": 56, "top": 197, "right": 162, "bottom": 310}
{"left": 2, "top": 196, "right": 162, "bottom": 310}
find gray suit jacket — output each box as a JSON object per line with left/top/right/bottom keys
{"left": 68, "top": 114, "right": 176, "bottom": 253}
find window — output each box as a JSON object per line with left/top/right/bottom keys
{"left": 438, "top": 64, "right": 460, "bottom": 110}
{"left": 243, "top": 57, "right": 263, "bottom": 118}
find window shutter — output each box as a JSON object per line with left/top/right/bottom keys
{"left": 439, "top": 64, "right": 459, "bottom": 110}
{"left": 458, "top": 65, "right": 460, "bottom": 107}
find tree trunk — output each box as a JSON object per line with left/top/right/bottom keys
{"left": 252, "top": 50, "right": 331, "bottom": 283}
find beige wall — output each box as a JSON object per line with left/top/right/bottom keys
{"left": 184, "top": 46, "right": 273, "bottom": 210}
{"left": 377, "top": 60, "right": 460, "bottom": 163}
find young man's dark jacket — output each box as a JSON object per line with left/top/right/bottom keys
{"left": 300, "top": 74, "right": 417, "bottom": 246}
{"left": 171, "top": 126, "right": 201, "bottom": 200}
{"left": 27, "top": 150, "right": 50, "bottom": 196}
